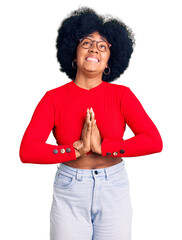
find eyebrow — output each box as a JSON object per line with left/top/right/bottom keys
{"left": 87, "top": 34, "right": 106, "bottom": 41}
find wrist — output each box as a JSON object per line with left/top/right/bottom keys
{"left": 73, "top": 140, "right": 85, "bottom": 158}
{"left": 78, "top": 147, "right": 91, "bottom": 158}
{"left": 75, "top": 149, "right": 81, "bottom": 158}
{"left": 92, "top": 144, "right": 102, "bottom": 155}
{"left": 83, "top": 147, "right": 90, "bottom": 153}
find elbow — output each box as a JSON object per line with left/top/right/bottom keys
{"left": 156, "top": 138, "right": 163, "bottom": 153}
{"left": 159, "top": 136, "right": 163, "bottom": 152}
{"left": 152, "top": 133, "right": 163, "bottom": 154}
{"left": 144, "top": 130, "right": 163, "bottom": 154}
{"left": 157, "top": 130, "right": 163, "bottom": 152}
{"left": 19, "top": 142, "right": 30, "bottom": 163}
{"left": 19, "top": 147, "right": 27, "bottom": 163}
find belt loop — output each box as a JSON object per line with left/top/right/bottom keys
{"left": 75, "top": 169, "right": 83, "bottom": 181}
{"left": 57, "top": 163, "right": 60, "bottom": 170}
{"left": 104, "top": 169, "right": 109, "bottom": 181}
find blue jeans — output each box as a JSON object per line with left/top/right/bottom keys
{"left": 50, "top": 160, "right": 133, "bottom": 240}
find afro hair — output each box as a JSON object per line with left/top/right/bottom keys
{"left": 56, "top": 7, "right": 135, "bottom": 82}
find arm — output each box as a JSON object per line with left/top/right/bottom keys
{"left": 101, "top": 88, "right": 163, "bottom": 157}
{"left": 19, "top": 92, "right": 79, "bottom": 164}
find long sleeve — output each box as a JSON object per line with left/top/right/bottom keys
{"left": 19, "top": 92, "right": 76, "bottom": 164}
{"left": 101, "top": 88, "right": 163, "bottom": 157}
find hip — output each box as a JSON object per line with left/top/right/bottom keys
{"left": 62, "top": 152, "right": 123, "bottom": 169}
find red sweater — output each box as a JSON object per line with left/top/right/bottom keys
{"left": 19, "top": 80, "right": 163, "bottom": 164}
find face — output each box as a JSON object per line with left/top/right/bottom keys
{"left": 75, "top": 31, "right": 110, "bottom": 76}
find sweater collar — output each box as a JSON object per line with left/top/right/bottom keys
{"left": 69, "top": 79, "right": 106, "bottom": 94}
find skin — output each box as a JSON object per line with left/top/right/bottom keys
{"left": 74, "top": 32, "right": 110, "bottom": 91}
{"left": 63, "top": 32, "right": 122, "bottom": 169}
{"left": 74, "top": 32, "right": 110, "bottom": 155}
{"left": 81, "top": 107, "right": 102, "bottom": 155}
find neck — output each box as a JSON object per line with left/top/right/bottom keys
{"left": 74, "top": 69, "right": 103, "bottom": 90}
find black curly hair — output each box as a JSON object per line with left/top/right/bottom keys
{"left": 56, "top": 7, "right": 135, "bottom": 82}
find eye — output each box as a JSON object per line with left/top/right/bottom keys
{"left": 83, "top": 41, "right": 90, "bottom": 46}
{"left": 81, "top": 38, "right": 92, "bottom": 48}
{"left": 100, "top": 45, "right": 106, "bottom": 50}
{"left": 98, "top": 42, "right": 108, "bottom": 51}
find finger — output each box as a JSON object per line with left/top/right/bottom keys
{"left": 86, "top": 109, "right": 91, "bottom": 122}
{"left": 91, "top": 118, "right": 96, "bottom": 125}
{"left": 83, "top": 112, "right": 90, "bottom": 131}
{"left": 89, "top": 109, "right": 95, "bottom": 125}
{"left": 87, "top": 108, "right": 90, "bottom": 117}
{"left": 91, "top": 107, "right": 95, "bottom": 117}
{"left": 91, "top": 121, "right": 96, "bottom": 132}
{"left": 86, "top": 121, "right": 91, "bottom": 134}
{"left": 88, "top": 120, "right": 91, "bottom": 131}
{"left": 86, "top": 109, "right": 91, "bottom": 127}
{"left": 90, "top": 108, "right": 95, "bottom": 119}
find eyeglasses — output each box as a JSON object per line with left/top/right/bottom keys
{"left": 79, "top": 37, "right": 111, "bottom": 52}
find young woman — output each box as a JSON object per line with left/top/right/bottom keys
{"left": 19, "top": 7, "right": 163, "bottom": 240}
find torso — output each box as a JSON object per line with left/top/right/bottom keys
{"left": 62, "top": 152, "right": 123, "bottom": 169}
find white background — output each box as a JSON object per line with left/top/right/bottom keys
{"left": 0, "top": 0, "right": 182, "bottom": 239}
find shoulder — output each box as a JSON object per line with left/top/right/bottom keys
{"left": 45, "top": 82, "right": 70, "bottom": 100}
{"left": 105, "top": 81, "right": 130, "bottom": 97}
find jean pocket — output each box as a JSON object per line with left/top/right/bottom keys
{"left": 54, "top": 171, "right": 75, "bottom": 189}
{"left": 110, "top": 167, "right": 129, "bottom": 188}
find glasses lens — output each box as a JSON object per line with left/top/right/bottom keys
{"left": 81, "top": 38, "right": 92, "bottom": 49}
{"left": 98, "top": 41, "right": 109, "bottom": 52}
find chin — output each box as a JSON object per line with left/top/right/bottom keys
{"left": 84, "top": 67, "right": 98, "bottom": 72}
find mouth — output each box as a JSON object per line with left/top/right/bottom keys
{"left": 85, "top": 57, "right": 99, "bottom": 63}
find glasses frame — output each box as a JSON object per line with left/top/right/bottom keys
{"left": 79, "top": 37, "right": 111, "bottom": 52}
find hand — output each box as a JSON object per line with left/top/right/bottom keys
{"left": 80, "top": 109, "right": 92, "bottom": 152}
{"left": 89, "top": 108, "right": 102, "bottom": 154}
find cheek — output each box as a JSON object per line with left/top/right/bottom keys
{"left": 76, "top": 47, "right": 86, "bottom": 64}
{"left": 76, "top": 47, "right": 80, "bottom": 61}
{"left": 101, "top": 53, "right": 110, "bottom": 66}
{"left": 106, "top": 51, "right": 110, "bottom": 63}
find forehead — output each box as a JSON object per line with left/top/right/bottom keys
{"left": 85, "top": 32, "right": 107, "bottom": 41}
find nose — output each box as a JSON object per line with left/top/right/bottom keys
{"left": 89, "top": 41, "right": 98, "bottom": 53}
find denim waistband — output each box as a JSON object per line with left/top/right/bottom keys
{"left": 57, "top": 159, "right": 125, "bottom": 180}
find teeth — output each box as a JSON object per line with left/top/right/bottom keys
{"left": 86, "top": 57, "right": 99, "bottom": 62}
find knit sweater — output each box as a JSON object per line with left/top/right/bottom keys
{"left": 19, "top": 80, "right": 163, "bottom": 164}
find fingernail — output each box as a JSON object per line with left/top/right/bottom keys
{"left": 91, "top": 108, "right": 94, "bottom": 116}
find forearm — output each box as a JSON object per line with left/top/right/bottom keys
{"left": 101, "top": 131, "right": 163, "bottom": 158}
{"left": 19, "top": 139, "right": 78, "bottom": 164}
{"left": 19, "top": 92, "right": 83, "bottom": 164}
